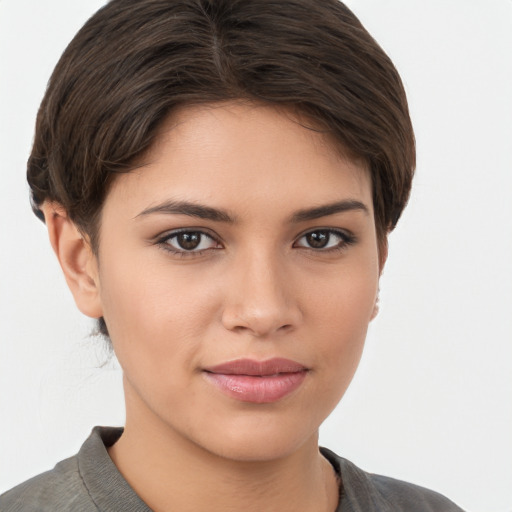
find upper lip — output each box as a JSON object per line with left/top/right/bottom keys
{"left": 203, "top": 358, "right": 308, "bottom": 376}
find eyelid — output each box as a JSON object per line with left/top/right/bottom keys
{"left": 156, "top": 226, "right": 222, "bottom": 241}
{"left": 156, "top": 228, "right": 224, "bottom": 256}
{"left": 293, "top": 227, "right": 356, "bottom": 250}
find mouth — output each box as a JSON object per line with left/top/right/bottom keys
{"left": 202, "top": 358, "right": 309, "bottom": 404}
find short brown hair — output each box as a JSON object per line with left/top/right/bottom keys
{"left": 28, "top": 0, "right": 416, "bottom": 338}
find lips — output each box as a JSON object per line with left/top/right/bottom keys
{"left": 202, "top": 358, "right": 308, "bottom": 404}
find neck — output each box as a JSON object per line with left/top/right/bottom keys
{"left": 108, "top": 395, "right": 339, "bottom": 512}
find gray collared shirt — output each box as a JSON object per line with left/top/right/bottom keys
{"left": 0, "top": 427, "right": 464, "bottom": 511}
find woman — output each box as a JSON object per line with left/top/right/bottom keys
{"left": 0, "top": 0, "right": 464, "bottom": 510}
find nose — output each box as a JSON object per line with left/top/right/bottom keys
{"left": 221, "top": 250, "right": 303, "bottom": 338}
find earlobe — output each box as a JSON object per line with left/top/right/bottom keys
{"left": 370, "top": 293, "right": 380, "bottom": 321}
{"left": 41, "top": 202, "right": 103, "bottom": 319}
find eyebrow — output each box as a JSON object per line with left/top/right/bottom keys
{"left": 136, "top": 200, "right": 235, "bottom": 223}
{"left": 136, "top": 198, "right": 369, "bottom": 223}
{"left": 290, "top": 199, "right": 369, "bottom": 222}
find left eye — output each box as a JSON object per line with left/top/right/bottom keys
{"left": 162, "top": 231, "right": 219, "bottom": 252}
{"left": 294, "top": 229, "right": 351, "bottom": 250}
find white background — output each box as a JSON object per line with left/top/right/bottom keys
{"left": 0, "top": 1, "right": 511, "bottom": 511}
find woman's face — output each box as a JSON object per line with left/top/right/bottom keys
{"left": 94, "top": 102, "right": 380, "bottom": 461}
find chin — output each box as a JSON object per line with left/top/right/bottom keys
{"left": 212, "top": 437, "right": 308, "bottom": 463}
{"left": 190, "top": 412, "right": 320, "bottom": 463}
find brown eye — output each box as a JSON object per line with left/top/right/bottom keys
{"left": 162, "top": 231, "right": 220, "bottom": 253}
{"left": 295, "top": 229, "right": 354, "bottom": 251}
{"left": 305, "top": 231, "right": 330, "bottom": 248}
{"left": 176, "top": 232, "right": 202, "bottom": 250}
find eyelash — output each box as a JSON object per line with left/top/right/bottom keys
{"left": 294, "top": 229, "right": 356, "bottom": 253}
{"left": 156, "top": 229, "right": 221, "bottom": 258}
{"left": 156, "top": 228, "right": 356, "bottom": 258}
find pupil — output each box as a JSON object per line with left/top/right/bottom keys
{"left": 177, "top": 232, "right": 201, "bottom": 250}
{"left": 307, "top": 231, "right": 329, "bottom": 248}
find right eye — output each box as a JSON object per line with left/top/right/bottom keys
{"left": 159, "top": 230, "right": 221, "bottom": 255}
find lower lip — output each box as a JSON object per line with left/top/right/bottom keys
{"left": 203, "top": 371, "right": 307, "bottom": 404}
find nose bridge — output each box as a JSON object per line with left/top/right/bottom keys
{"left": 221, "top": 243, "right": 301, "bottom": 336}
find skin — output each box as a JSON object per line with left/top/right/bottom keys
{"left": 43, "top": 101, "right": 383, "bottom": 512}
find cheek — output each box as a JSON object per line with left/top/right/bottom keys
{"left": 306, "top": 260, "right": 378, "bottom": 384}
{"left": 98, "top": 271, "right": 204, "bottom": 412}
{"left": 307, "top": 252, "right": 379, "bottom": 329}
{"left": 97, "top": 253, "right": 222, "bottom": 371}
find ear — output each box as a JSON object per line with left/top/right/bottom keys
{"left": 41, "top": 202, "right": 103, "bottom": 319}
{"left": 371, "top": 238, "right": 389, "bottom": 321}
{"left": 378, "top": 236, "right": 389, "bottom": 275}
{"left": 370, "top": 292, "right": 380, "bottom": 321}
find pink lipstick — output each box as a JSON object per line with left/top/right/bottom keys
{"left": 202, "top": 358, "right": 308, "bottom": 403}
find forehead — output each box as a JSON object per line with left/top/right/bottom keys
{"left": 104, "top": 101, "right": 373, "bottom": 219}
{"left": 152, "top": 101, "right": 367, "bottom": 171}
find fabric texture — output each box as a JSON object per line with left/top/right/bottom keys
{"left": 0, "top": 427, "right": 464, "bottom": 511}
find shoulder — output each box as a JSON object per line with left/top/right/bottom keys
{"left": 0, "top": 427, "right": 147, "bottom": 512}
{"left": 320, "top": 447, "right": 465, "bottom": 512}
{"left": 0, "top": 455, "right": 96, "bottom": 512}
{"left": 368, "top": 472, "right": 465, "bottom": 511}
